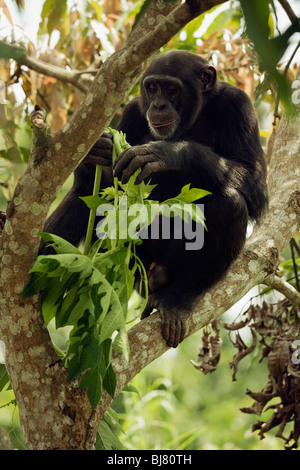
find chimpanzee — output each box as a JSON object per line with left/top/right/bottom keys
{"left": 41, "top": 50, "right": 268, "bottom": 348}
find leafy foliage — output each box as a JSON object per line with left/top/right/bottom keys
{"left": 22, "top": 130, "right": 207, "bottom": 412}
{"left": 96, "top": 408, "right": 124, "bottom": 450}
{"left": 240, "top": 0, "right": 298, "bottom": 110}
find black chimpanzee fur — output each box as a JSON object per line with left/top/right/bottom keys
{"left": 40, "top": 51, "right": 268, "bottom": 347}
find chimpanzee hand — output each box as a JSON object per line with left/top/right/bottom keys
{"left": 141, "top": 293, "right": 189, "bottom": 348}
{"left": 114, "top": 142, "right": 175, "bottom": 184}
{"left": 85, "top": 131, "right": 113, "bottom": 167}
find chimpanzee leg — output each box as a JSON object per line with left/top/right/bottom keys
{"left": 141, "top": 191, "right": 249, "bottom": 347}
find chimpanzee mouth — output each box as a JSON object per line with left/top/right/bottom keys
{"left": 152, "top": 120, "right": 176, "bottom": 128}
{"left": 147, "top": 115, "right": 178, "bottom": 140}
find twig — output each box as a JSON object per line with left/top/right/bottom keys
{"left": 263, "top": 275, "right": 300, "bottom": 307}
{"left": 290, "top": 238, "right": 300, "bottom": 292}
{"left": 277, "top": 0, "right": 298, "bottom": 23}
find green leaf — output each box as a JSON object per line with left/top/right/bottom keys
{"left": 99, "top": 306, "right": 125, "bottom": 344}
{"left": 103, "top": 363, "right": 117, "bottom": 398}
{"left": 66, "top": 344, "right": 91, "bottom": 382}
{"left": 32, "top": 254, "right": 93, "bottom": 279}
{"left": 202, "top": 7, "right": 241, "bottom": 40}
{"left": 0, "top": 42, "right": 26, "bottom": 61}
{"left": 39, "top": 232, "right": 81, "bottom": 255}
{"left": 113, "top": 263, "right": 130, "bottom": 310}
{"left": 79, "top": 195, "right": 103, "bottom": 211}
{"left": 101, "top": 338, "right": 113, "bottom": 367}
{"left": 99, "top": 186, "right": 119, "bottom": 201}
{"left": 40, "top": 0, "right": 68, "bottom": 36}
{"left": 87, "top": 332, "right": 102, "bottom": 369}
{"left": 183, "top": 15, "right": 205, "bottom": 44}
{"left": 113, "top": 327, "right": 130, "bottom": 362}
{"left": 125, "top": 265, "right": 136, "bottom": 302}
{"left": 103, "top": 408, "right": 125, "bottom": 436}
{"left": 92, "top": 249, "right": 126, "bottom": 278}
{"left": 179, "top": 184, "right": 211, "bottom": 202}
{"left": 91, "top": 0, "right": 103, "bottom": 21}
{"left": 56, "top": 284, "right": 94, "bottom": 328}
{"left": 79, "top": 365, "right": 102, "bottom": 411}
{"left": 122, "top": 383, "right": 139, "bottom": 394}
{"left": 66, "top": 321, "right": 112, "bottom": 382}
{"left": 0, "top": 364, "right": 10, "bottom": 392}
{"left": 41, "top": 273, "right": 80, "bottom": 324}
{"left": 96, "top": 419, "right": 123, "bottom": 450}
{"left": 21, "top": 271, "right": 51, "bottom": 299}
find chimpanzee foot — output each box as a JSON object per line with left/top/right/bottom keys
{"left": 141, "top": 294, "right": 189, "bottom": 348}
{"left": 161, "top": 309, "right": 189, "bottom": 348}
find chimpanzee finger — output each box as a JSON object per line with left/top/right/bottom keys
{"left": 85, "top": 154, "right": 112, "bottom": 166}
{"left": 162, "top": 314, "right": 173, "bottom": 347}
{"left": 179, "top": 318, "right": 187, "bottom": 345}
{"left": 102, "top": 131, "right": 113, "bottom": 140}
{"left": 113, "top": 148, "right": 136, "bottom": 176}
{"left": 88, "top": 147, "right": 112, "bottom": 158}
{"left": 121, "top": 155, "right": 157, "bottom": 184}
{"left": 134, "top": 161, "right": 165, "bottom": 184}
{"left": 162, "top": 311, "right": 187, "bottom": 348}
{"left": 94, "top": 132, "right": 113, "bottom": 150}
{"left": 85, "top": 132, "right": 113, "bottom": 166}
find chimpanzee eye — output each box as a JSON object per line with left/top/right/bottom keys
{"left": 148, "top": 84, "right": 157, "bottom": 93}
{"left": 167, "top": 84, "right": 178, "bottom": 96}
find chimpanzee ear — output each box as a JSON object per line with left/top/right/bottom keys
{"left": 201, "top": 66, "right": 217, "bottom": 92}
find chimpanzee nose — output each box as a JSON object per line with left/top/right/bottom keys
{"left": 153, "top": 98, "right": 166, "bottom": 111}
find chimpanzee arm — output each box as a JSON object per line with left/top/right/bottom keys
{"left": 39, "top": 189, "right": 90, "bottom": 254}
{"left": 114, "top": 139, "right": 267, "bottom": 220}
{"left": 38, "top": 164, "right": 95, "bottom": 254}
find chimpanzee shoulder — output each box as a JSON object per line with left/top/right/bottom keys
{"left": 118, "top": 98, "right": 150, "bottom": 145}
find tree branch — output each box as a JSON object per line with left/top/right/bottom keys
{"left": 263, "top": 275, "right": 300, "bottom": 306}
{"left": 20, "top": 53, "right": 90, "bottom": 93}
{"left": 21, "top": 54, "right": 90, "bottom": 93}
{"left": 277, "top": 0, "right": 298, "bottom": 23}
{"left": 0, "top": 40, "right": 90, "bottom": 93}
